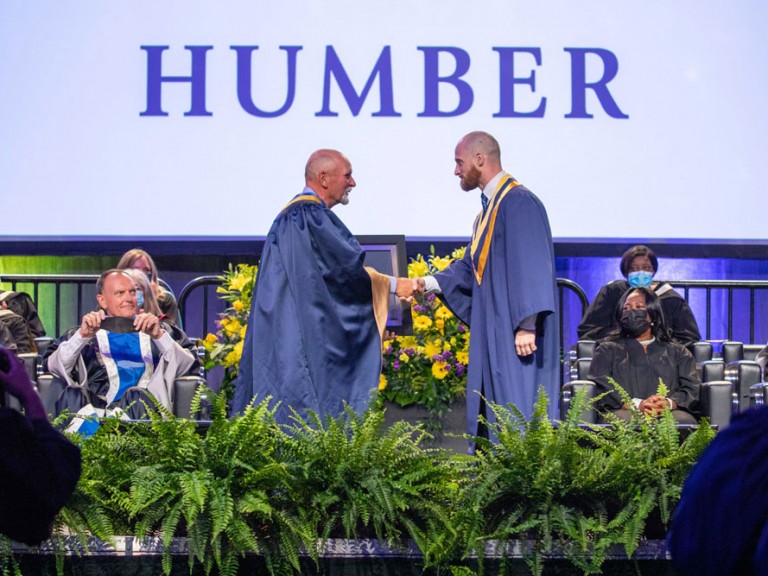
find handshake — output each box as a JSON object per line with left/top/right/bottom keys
{"left": 395, "top": 277, "right": 427, "bottom": 303}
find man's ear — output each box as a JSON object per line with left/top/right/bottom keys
{"left": 96, "top": 293, "right": 106, "bottom": 310}
{"left": 475, "top": 153, "right": 485, "bottom": 167}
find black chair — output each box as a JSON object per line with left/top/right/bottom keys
{"left": 173, "top": 376, "right": 207, "bottom": 419}
{"left": 698, "top": 360, "right": 725, "bottom": 383}
{"left": 691, "top": 342, "right": 713, "bottom": 363}
{"left": 743, "top": 344, "right": 764, "bottom": 362}
{"left": 723, "top": 360, "right": 763, "bottom": 413}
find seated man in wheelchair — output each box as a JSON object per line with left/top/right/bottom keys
{"left": 43, "top": 269, "right": 198, "bottom": 421}
{"left": 588, "top": 286, "right": 700, "bottom": 424}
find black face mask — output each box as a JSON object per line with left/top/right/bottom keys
{"left": 620, "top": 309, "right": 651, "bottom": 337}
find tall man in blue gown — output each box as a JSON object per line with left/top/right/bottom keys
{"left": 233, "top": 149, "right": 414, "bottom": 425}
{"left": 417, "top": 131, "right": 559, "bottom": 435}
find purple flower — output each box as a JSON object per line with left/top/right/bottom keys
{"left": 456, "top": 363, "right": 466, "bottom": 376}
{"left": 413, "top": 304, "right": 426, "bottom": 313}
{"left": 393, "top": 361, "right": 401, "bottom": 371}
{"left": 442, "top": 351, "right": 453, "bottom": 360}
{"left": 385, "top": 346, "right": 393, "bottom": 354}
{"left": 457, "top": 325, "right": 466, "bottom": 333}
{"left": 426, "top": 293, "right": 437, "bottom": 302}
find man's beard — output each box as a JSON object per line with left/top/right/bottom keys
{"left": 459, "top": 165, "right": 481, "bottom": 191}
{"left": 339, "top": 189, "right": 351, "bottom": 205}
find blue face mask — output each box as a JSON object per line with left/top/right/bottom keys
{"left": 136, "top": 289, "right": 144, "bottom": 309}
{"left": 627, "top": 270, "right": 653, "bottom": 288}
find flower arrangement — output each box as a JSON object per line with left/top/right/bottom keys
{"left": 199, "top": 263, "right": 257, "bottom": 401}
{"left": 378, "top": 247, "right": 469, "bottom": 421}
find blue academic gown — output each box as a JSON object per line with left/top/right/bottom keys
{"left": 435, "top": 174, "right": 559, "bottom": 434}
{"left": 233, "top": 189, "right": 381, "bottom": 426}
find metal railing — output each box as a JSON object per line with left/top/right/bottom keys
{"left": 5, "top": 273, "right": 768, "bottom": 352}
{"left": 668, "top": 280, "right": 768, "bottom": 343}
{"left": 0, "top": 274, "right": 172, "bottom": 337}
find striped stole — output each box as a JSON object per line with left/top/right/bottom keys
{"left": 470, "top": 173, "right": 521, "bottom": 285}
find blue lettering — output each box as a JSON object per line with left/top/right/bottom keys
{"left": 231, "top": 46, "right": 302, "bottom": 118}
{"left": 140, "top": 45, "right": 213, "bottom": 117}
{"left": 316, "top": 46, "right": 401, "bottom": 117}
{"left": 418, "top": 47, "right": 473, "bottom": 117}
{"left": 564, "top": 48, "right": 628, "bottom": 119}
{"left": 494, "top": 47, "right": 546, "bottom": 118}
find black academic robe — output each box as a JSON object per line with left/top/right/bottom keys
{"left": 588, "top": 338, "right": 700, "bottom": 415}
{"left": 577, "top": 281, "right": 701, "bottom": 348}
{"left": 0, "top": 291, "right": 46, "bottom": 338}
{"left": 233, "top": 189, "right": 382, "bottom": 426}
{"left": 434, "top": 174, "right": 560, "bottom": 432}
{"left": 0, "top": 409, "right": 81, "bottom": 545}
{"left": 0, "top": 309, "right": 34, "bottom": 353}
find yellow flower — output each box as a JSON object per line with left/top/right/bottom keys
{"left": 224, "top": 319, "right": 242, "bottom": 337}
{"left": 413, "top": 316, "right": 433, "bottom": 331}
{"left": 239, "top": 325, "right": 247, "bottom": 339}
{"left": 379, "top": 374, "right": 387, "bottom": 390}
{"left": 232, "top": 300, "right": 244, "bottom": 312}
{"left": 452, "top": 246, "right": 467, "bottom": 260}
{"left": 435, "top": 319, "right": 445, "bottom": 332}
{"left": 408, "top": 259, "right": 429, "bottom": 278}
{"left": 201, "top": 333, "right": 218, "bottom": 349}
{"left": 424, "top": 342, "right": 441, "bottom": 358}
{"left": 456, "top": 351, "right": 469, "bottom": 364}
{"left": 399, "top": 336, "right": 418, "bottom": 348}
{"left": 432, "top": 361, "right": 450, "bottom": 380}
{"left": 229, "top": 273, "right": 249, "bottom": 293}
{"left": 443, "top": 340, "right": 451, "bottom": 352}
{"left": 430, "top": 256, "right": 452, "bottom": 271}
{"left": 399, "top": 352, "right": 410, "bottom": 363}
{"left": 434, "top": 305, "right": 453, "bottom": 320}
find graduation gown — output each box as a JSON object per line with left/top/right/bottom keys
{"left": 588, "top": 338, "right": 700, "bottom": 415}
{"left": 233, "top": 189, "right": 383, "bottom": 426}
{"left": 577, "top": 280, "right": 701, "bottom": 348}
{"left": 435, "top": 174, "right": 560, "bottom": 432}
{"left": 667, "top": 406, "right": 768, "bottom": 575}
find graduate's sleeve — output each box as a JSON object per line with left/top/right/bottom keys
{"left": 433, "top": 245, "right": 474, "bottom": 327}
{"left": 498, "top": 191, "right": 556, "bottom": 329}
{"left": 588, "top": 342, "right": 624, "bottom": 411}
{"left": 577, "top": 282, "right": 620, "bottom": 341}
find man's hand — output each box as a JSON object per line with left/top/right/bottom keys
{"left": 395, "top": 277, "right": 422, "bottom": 303}
{"left": 134, "top": 313, "right": 164, "bottom": 339}
{"left": 515, "top": 329, "right": 537, "bottom": 356}
{"left": 79, "top": 310, "right": 106, "bottom": 339}
{"left": 638, "top": 394, "right": 670, "bottom": 416}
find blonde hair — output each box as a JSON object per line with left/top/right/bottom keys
{"left": 124, "top": 269, "right": 162, "bottom": 316}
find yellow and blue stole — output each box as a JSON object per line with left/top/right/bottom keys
{"left": 96, "top": 330, "right": 154, "bottom": 404}
{"left": 470, "top": 173, "right": 521, "bottom": 285}
{"left": 281, "top": 193, "right": 323, "bottom": 214}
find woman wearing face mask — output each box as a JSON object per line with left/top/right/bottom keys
{"left": 577, "top": 245, "right": 701, "bottom": 349}
{"left": 588, "top": 287, "right": 700, "bottom": 424}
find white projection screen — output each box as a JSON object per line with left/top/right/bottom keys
{"left": 1, "top": 1, "right": 766, "bottom": 241}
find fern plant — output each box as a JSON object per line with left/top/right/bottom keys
{"left": 454, "top": 386, "right": 715, "bottom": 575}
{"left": 275, "top": 406, "right": 468, "bottom": 568}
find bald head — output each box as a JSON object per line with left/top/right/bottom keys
{"left": 454, "top": 131, "right": 503, "bottom": 191}
{"left": 304, "top": 149, "right": 356, "bottom": 208}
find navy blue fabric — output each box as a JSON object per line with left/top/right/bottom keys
{"left": 435, "top": 183, "right": 559, "bottom": 432}
{"left": 668, "top": 406, "right": 768, "bottom": 575}
{"left": 233, "top": 191, "right": 381, "bottom": 425}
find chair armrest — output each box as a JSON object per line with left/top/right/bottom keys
{"left": 173, "top": 376, "right": 206, "bottom": 419}
{"left": 699, "top": 380, "right": 733, "bottom": 431}
{"left": 561, "top": 380, "right": 597, "bottom": 423}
